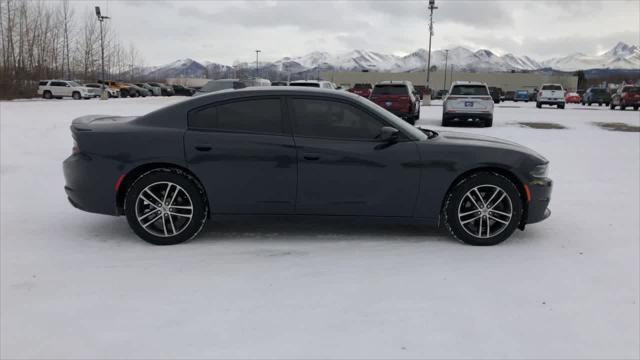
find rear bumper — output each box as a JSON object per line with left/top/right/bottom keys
{"left": 526, "top": 177, "right": 553, "bottom": 224}
{"left": 538, "top": 99, "right": 564, "bottom": 105}
{"left": 443, "top": 112, "right": 492, "bottom": 121}
{"left": 63, "top": 153, "right": 119, "bottom": 216}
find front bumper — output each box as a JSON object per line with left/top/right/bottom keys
{"left": 525, "top": 177, "right": 553, "bottom": 224}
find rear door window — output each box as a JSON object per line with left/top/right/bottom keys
{"left": 39, "top": 81, "right": 49, "bottom": 86}
{"left": 541, "top": 85, "right": 562, "bottom": 91}
{"left": 189, "top": 98, "right": 284, "bottom": 134}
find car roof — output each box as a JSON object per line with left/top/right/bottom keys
{"left": 452, "top": 80, "right": 486, "bottom": 86}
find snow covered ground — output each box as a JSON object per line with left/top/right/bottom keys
{"left": 1, "top": 97, "right": 639, "bottom": 359}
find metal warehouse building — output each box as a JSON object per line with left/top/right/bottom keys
{"left": 321, "top": 70, "right": 579, "bottom": 92}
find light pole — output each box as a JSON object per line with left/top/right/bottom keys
{"left": 425, "top": 0, "right": 437, "bottom": 94}
{"left": 443, "top": 49, "right": 448, "bottom": 91}
{"left": 95, "top": 6, "right": 110, "bottom": 100}
{"left": 255, "top": 49, "right": 261, "bottom": 78}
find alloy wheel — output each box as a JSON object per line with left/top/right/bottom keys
{"left": 135, "top": 181, "right": 193, "bottom": 237}
{"left": 457, "top": 185, "right": 513, "bottom": 238}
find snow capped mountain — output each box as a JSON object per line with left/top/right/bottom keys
{"left": 541, "top": 42, "right": 640, "bottom": 71}
{"left": 142, "top": 42, "right": 639, "bottom": 79}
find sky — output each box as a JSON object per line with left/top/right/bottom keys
{"left": 80, "top": 0, "right": 640, "bottom": 66}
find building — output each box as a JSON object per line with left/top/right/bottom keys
{"left": 321, "top": 70, "right": 580, "bottom": 92}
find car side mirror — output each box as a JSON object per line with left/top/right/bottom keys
{"left": 378, "top": 126, "right": 399, "bottom": 142}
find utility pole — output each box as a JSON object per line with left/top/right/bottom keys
{"left": 443, "top": 49, "right": 448, "bottom": 91}
{"left": 425, "top": 0, "right": 437, "bottom": 94}
{"left": 95, "top": 6, "right": 110, "bottom": 100}
{"left": 255, "top": 49, "right": 261, "bottom": 78}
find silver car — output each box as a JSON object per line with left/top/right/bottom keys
{"left": 442, "top": 81, "right": 494, "bottom": 127}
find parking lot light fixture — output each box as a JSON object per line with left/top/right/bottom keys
{"left": 425, "top": 0, "right": 438, "bottom": 97}
{"left": 255, "top": 50, "right": 261, "bottom": 78}
{"left": 95, "top": 6, "right": 110, "bottom": 100}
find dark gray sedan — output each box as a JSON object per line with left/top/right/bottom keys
{"left": 63, "top": 87, "right": 552, "bottom": 246}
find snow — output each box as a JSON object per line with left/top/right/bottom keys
{"left": 1, "top": 97, "right": 639, "bottom": 359}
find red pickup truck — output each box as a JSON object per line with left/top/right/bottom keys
{"left": 610, "top": 85, "right": 640, "bottom": 110}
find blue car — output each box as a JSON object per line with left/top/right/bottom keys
{"left": 513, "top": 90, "right": 529, "bottom": 102}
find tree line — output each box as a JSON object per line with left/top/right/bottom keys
{"left": 0, "top": 0, "right": 142, "bottom": 99}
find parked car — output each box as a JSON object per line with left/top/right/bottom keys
{"left": 413, "top": 85, "right": 429, "bottom": 100}
{"left": 610, "top": 85, "right": 640, "bottom": 110}
{"left": 125, "top": 83, "right": 150, "bottom": 97}
{"left": 370, "top": 81, "right": 421, "bottom": 124}
{"left": 37, "top": 80, "right": 97, "bottom": 100}
{"left": 488, "top": 87, "right": 502, "bottom": 104}
{"left": 536, "top": 84, "right": 565, "bottom": 109}
{"left": 565, "top": 92, "right": 581, "bottom": 104}
{"left": 442, "top": 81, "right": 494, "bottom": 127}
{"left": 289, "top": 80, "right": 335, "bottom": 89}
{"left": 348, "top": 83, "right": 374, "bottom": 98}
{"left": 244, "top": 78, "right": 272, "bottom": 88}
{"left": 172, "top": 84, "right": 196, "bottom": 96}
{"left": 99, "top": 80, "right": 133, "bottom": 98}
{"left": 136, "top": 83, "right": 162, "bottom": 96}
{"left": 502, "top": 91, "right": 515, "bottom": 101}
{"left": 194, "top": 79, "right": 247, "bottom": 96}
{"left": 84, "top": 83, "right": 120, "bottom": 98}
{"left": 63, "top": 87, "right": 552, "bottom": 246}
{"left": 513, "top": 90, "right": 529, "bottom": 102}
{"left": 582, "top": 87, "right": 611, "bottom": 106}
{"left": 147, "top": 82, "right": 175, "bottom": 96}
{"left": 432, "top": 89, "right": 448, "bottom": 100}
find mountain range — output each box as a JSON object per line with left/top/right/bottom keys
{"left": 142, "top": 42, "right": 640, "bottom": 80}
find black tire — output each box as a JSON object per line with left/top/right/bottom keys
{"left": 610, "top": 102, "right": 616, "bottom": 110}
{"left": 120, "top": 89, "right": 129, "bottom": 98}
{"left": 536, "top": 102, "right": 542, "bottom": 108}
{"left": 634, "top": 106, "right": 639, "bottom": 111}
{"left": 124, "top": 168, "right": 208, "bottom": 245}
{"left": 598, "top": 103, "right": 602, "bottom": 107}
{"left": 43, "top": 91, "right": 52, "bottom": 99}
{"left": 484, "top": 117, "right": 493, "bottom": 127}
{"left": 558, "top": 103, "right": 565, "bottom": 109}
{"left": 525, "top": 100, "right": 529, "bottom": 103}
{"left": 588, "top": 102, "right": 592, "bottom": 106}
{"left": 443, "top": 172, "right": 523, "bottom": 246}
{"left": 72, "top": 91, "right": 81, "bottom": 100}
{"left": 441, "top": 117, "right": 451, "bottom": 127}
{"left": 621, "top": 105, "right": 626, "bottom": 110}
{"left": 605, "top": 102, "right": 610, "bottom": 107}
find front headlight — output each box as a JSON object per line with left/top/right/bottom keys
{"left": 530, "top": 164, "right": 549, "bottom": 178}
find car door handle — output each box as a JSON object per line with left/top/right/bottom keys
{"left": 303, "top": 154, "right": 320, "bottom": 161}
{"left": 194, "top": 144, "right": 212, "bottom": 152}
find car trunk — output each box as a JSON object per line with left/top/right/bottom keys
{"left": 370, "top": 85, "right": 411, "bottom": 112}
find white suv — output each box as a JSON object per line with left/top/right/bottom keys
{"left": 442, "top": 81, "right": 494, "bottom": 127}
{"left": 536, "top": 84, "right": 565, "bottom": 109}
{"left": 37, "top": 80, "right": 96, "bottom": 100}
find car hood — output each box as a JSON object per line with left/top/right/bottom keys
{"left": 434, "top": 130, "right": 548, "bottom": 163}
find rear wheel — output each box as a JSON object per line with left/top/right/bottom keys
{"left": 43, "top": 91, "right": 52, "bottom": 99}
{"left": 484, "top": 117, "right": 493, "bottom": 127}
{"left": 634, "top": 106, "right": 639, "bottom": 111}
{"left": 124, "top": 169, "right": 208, "bottom": 245}
{"left": 536, "top": 102, "right": 541, "bottom": 108}
{"left": 72, "top": 91, "right": 81, "bottom": 100}
{"left": 610, "top": 102, "right": 616, "bottom": 110}
{"left": 558, "top": 103, "right": 565, "bottom": 109}
{"left": 444, "top": 172, "right": 522, "bottom": 246}
{"left": 621, "top": 105, "right": 626, "bottom": 110}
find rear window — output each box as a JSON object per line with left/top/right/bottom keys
{"left": 542, "top": 85, "right": 562, "bottom": 90}
{"left": 623, "top": 87, "right": 640, "bottom": 93}
{"left": 372, "top": 85, "right": 408, "bottom": 96}
{"left": 516, "top": 90, "right": 528, "bottom": 95}
{"left": 353, "top": 83, "right": 372, "bottom": 89}
{"left": 450, "top": 85, "right": 489, "bottom": 96}
{"left": 189, "top": 99, "right": 283, "bottom": 134}
{"left": 39, "top": 81, "right": 48, "bottom": 86}
{"left": 290, "top": 82, "right": 320, "bottom": 88}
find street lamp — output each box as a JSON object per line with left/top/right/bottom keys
{"left": 443, "top": 49, "right": 448, "bottom": 91}
{"left": 95, "top": 6, "right": 110, "bottom": 100}
{"left": 255, "top": 49, "right": 261, "bottom": 78}
{"left": 425, "top": 0, "right": 437, "bottom": 95}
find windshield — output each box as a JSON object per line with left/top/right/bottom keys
{"left": 290, "top": 82, "right": 320, "bottom": 88}
{"left": 450, "top": 85, "right": 488, "bottom": 96}
{"left": 200, "top": 81, "right": 236, "bottom": 93}
{"left": 516, "top": 90, "right": 528, "bottom": 95}
{"left": 372, "top": 85, "right": 408, "bottom": 96}
{"left": 542, "top": 85, "right": 562, "bottom": 90}
{"left": 623, "top": 87, "right": 640, "bottom": 93}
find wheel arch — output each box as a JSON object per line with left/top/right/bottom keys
{"left": 116, "top": 162, "right": 208, "bottom": 216}
{"left": 440, "top": 166, "right": 529, "bottom": 228}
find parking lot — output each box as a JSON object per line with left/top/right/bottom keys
{"left": 1, "top": 98, "right": 639, "bottom": 359}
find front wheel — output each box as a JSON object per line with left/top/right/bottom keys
{"left": 124, "top": 169, "right": 208, "bottom": 245}
{"left": 444, "top": 172, "right": 522, "bottom": 246}
{"left": 72, "top": 91, "right": 81, "bottom": 100}
{"left": 536, "top": 102, "right": 541, "bottom": 108}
